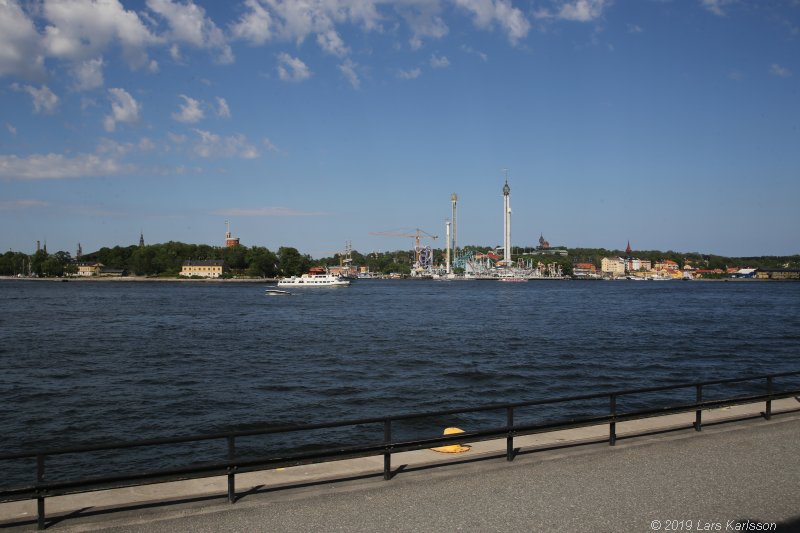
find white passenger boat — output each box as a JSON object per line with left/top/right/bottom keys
{"left": 277, "top": 267, "right": 350, "bottom": 288}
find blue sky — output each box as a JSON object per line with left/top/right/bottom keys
{"left": 1, "top": 0, "right": 798, "bottom": 258}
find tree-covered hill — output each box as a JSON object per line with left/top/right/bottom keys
{"left": 2, "top": 242, "right": 798, "bottom": 278}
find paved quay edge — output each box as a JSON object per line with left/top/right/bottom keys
{"left": 2, "top": 397, "right": 799, "bottom": 531}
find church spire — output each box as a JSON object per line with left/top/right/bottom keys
{"left": 625, "top": 240, "right": 632, "bottom": 255}
{"left": 139, "top": 231, "right": 145, "bottom": 247}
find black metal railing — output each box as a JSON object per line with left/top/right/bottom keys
{"left": 2, "top": 371, "right": 799, "bottom": 530}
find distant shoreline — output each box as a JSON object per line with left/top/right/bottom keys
{"left": 0, "top": 276, "right": 277, "bottom": 283}
{"left": 0, "top": 276, "right": 789, "bottom": 283}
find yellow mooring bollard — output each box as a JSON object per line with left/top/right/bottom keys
{"left": 430, "top": 427, "right": 471, "bottom": 453}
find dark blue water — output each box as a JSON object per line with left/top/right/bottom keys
{"left": 1, "top": 279, "right": 799, "bottom": 486}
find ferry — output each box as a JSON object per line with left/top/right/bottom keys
{"left": 277, "top": 267, "right": 350, "bottom": 288}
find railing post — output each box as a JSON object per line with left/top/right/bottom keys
{"left": 36, "top": 454, "right": 45, "bottom": 530}
{"left": 227, "top": 436, "right": 236, "bottom": 503}
{"left": 383, "top": 419, "right": 392, "bottom": 480}
{"left": 506, "top": 406, "right": 514, "bottom": 461}
{"left": 695, "top": 384, "right": 702, "bottom": 431}
{"left": 766, "top": 376, "right": 773, "bottom": 420}
{"left": 609, "top": 394, "right": 617, "bottom": 446}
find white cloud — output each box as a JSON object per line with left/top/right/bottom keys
{"left": 11, "top": 83, "right": 60, "bottom": 114}
{"left": 455, "top": 0, "right": 530, "bottom": 43}
{"left": 172, "top": 94, "right": 205, "bottom": 123}
{"left": 460, "top": 44, "right": 488, "bottom": 62}
{"left": 213, "top": 207, "right": 326, "bottom": 217}
{"left": 398, "top": 67, "right": 422, "bottom": 80}
{"left": 216, "top": 97, "right": 231, "bottom": 118}
{"left": 264, "top": 0, "right": 381, "bottom": 55}
{"left": 262, "top": 138, "right": 279, "bottom": 153}
{"left": 399, "top": 3, "right": 449, "bottom": 50}
{"left": 192, "top": 129, "right": 259, "bottom": 159}
{"left": 316, "top": 29, "right": 349, "bottom": 58}
{"left": 139, "top": 137, "right": 156, "bottom": 151}
{"left": 700, "top": 0, "right": 734, "bottom": 17}
{"left": 277, "top": 52, "right": 311, "bottom": 82}
{"left": 42, "top": 0, "right": 160, "bottom": 69}
{"left": 230, "top": 0, "right": 273, "bottom": 45}
{"left": 146, "top": 0, "right": 233, "bottom": 64}
{"left": 71, "top": 57, "right": 105, "bottom": 91}
{"left": 0, "top": 152, "right": 128, "bottom": 179}
{"left": 338, "top": 58, "right": 361, "bottom": 89}
{"left": 627, "top": 24, "right": 643, "bottom": 33}
{"left": 6, "top": 122, "right": 17, "bottom": 136}
{"left": 95, "top": 136, "right": 154, "bottom": 155}
{"left": 96, "top": 137, "right": 135, "bottom": 157}
{"left": 430, "top": 53, "right": 450, "bottom": 68}
{"left": 0, "top": 199, "right": 50, "bottom": 210}
{"left": 104, "top": 87, "right": 140, "bottom": 132}
{"left": 770, "top": 63, "right": 791, "bottom": 78}
{"left": 557, "top": 0, "right": 610, "bottom": 22}
{"left": 0, "top": 0, "right": 46, "bottom": 79}
{"left": 168, "top": 132, "right": 187, "bottom": 143}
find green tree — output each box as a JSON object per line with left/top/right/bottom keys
{"left": 0, "top": 251, "right": 29, "bottom": 276}
{"left": 382, "top": 262, "right": 411, "bottom": 275}
{"left": 221, "top": 245, "right": 247, "bottom": 270}
{"left": 278, "top": 247, "right": 312, "bottom": 276}
{"left": 246, "top": 246, "right": 278, "bottom": 278}
{"left": 129, "top": 246, "right": 156, "bottom": 275}
{"left": 30, "top": 250, "right": 48, "bottom": 277}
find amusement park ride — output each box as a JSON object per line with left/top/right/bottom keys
{"left": 368, "top": 178, "right": 564, "bottom": 279}
{"left": 369, "top": 228, "right": 438, "bottom": 274}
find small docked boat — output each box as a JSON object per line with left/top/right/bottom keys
{"left": 277, "top": 267, "right": 350, "bottom": 288}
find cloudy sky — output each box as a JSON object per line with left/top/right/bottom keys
{"left": 1, "top": 0, "right": 798, "bottom": 258}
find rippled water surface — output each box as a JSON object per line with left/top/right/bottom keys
{"left": 2, "top": 279, "right": 799, "bottom": 484}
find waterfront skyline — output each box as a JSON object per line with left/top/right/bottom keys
{"left": 1, "top": 1, "right": 798, "bottom": 258}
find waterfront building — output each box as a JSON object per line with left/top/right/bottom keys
{"left": 755, "top": 268, "right": 800, "bottom": 280}
{"left": 76, "top": 262, "right": 102, "bottom": 276}
{"left": 601, "top": 257, "right": 626, "bottom": 277}
{"left": 180, "top": 260, "right": 227, "bottom": 278}
{"left": 572, "top": 263, "right": 598, "bottom": 279}
{"left": 75, "top": 263, "right": 126, "bottom": 277}
{"left": 654, "top": 259, "right": 679, "bottom": 271}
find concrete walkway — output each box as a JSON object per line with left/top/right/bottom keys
{"left": 2, "top": 398, "right": 799, "bottom": 532}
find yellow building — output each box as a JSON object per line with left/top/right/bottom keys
{"left": 180, "top": 260, "right": 227, "bottom": 278}
{"left": 755, "top": 269, "right": 800, "bottom": 280}
{"left": 601, "top": 257, "right": 626, "bottom": 277}
{"left": 654, "top": 259, "right": 679, "bottom": 271}
{"left": 76, "top": 262, "right": 102, "bottom": 276}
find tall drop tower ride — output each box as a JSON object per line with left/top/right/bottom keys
{"left": 450, "top": 192, "right": 458, "bottom": 253}
{"left": 502, "top": 172, "right": 511, "bottom": 266}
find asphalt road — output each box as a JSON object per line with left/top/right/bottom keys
{"left": 37, "top": 415, "right": 800, "bottom": 532}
